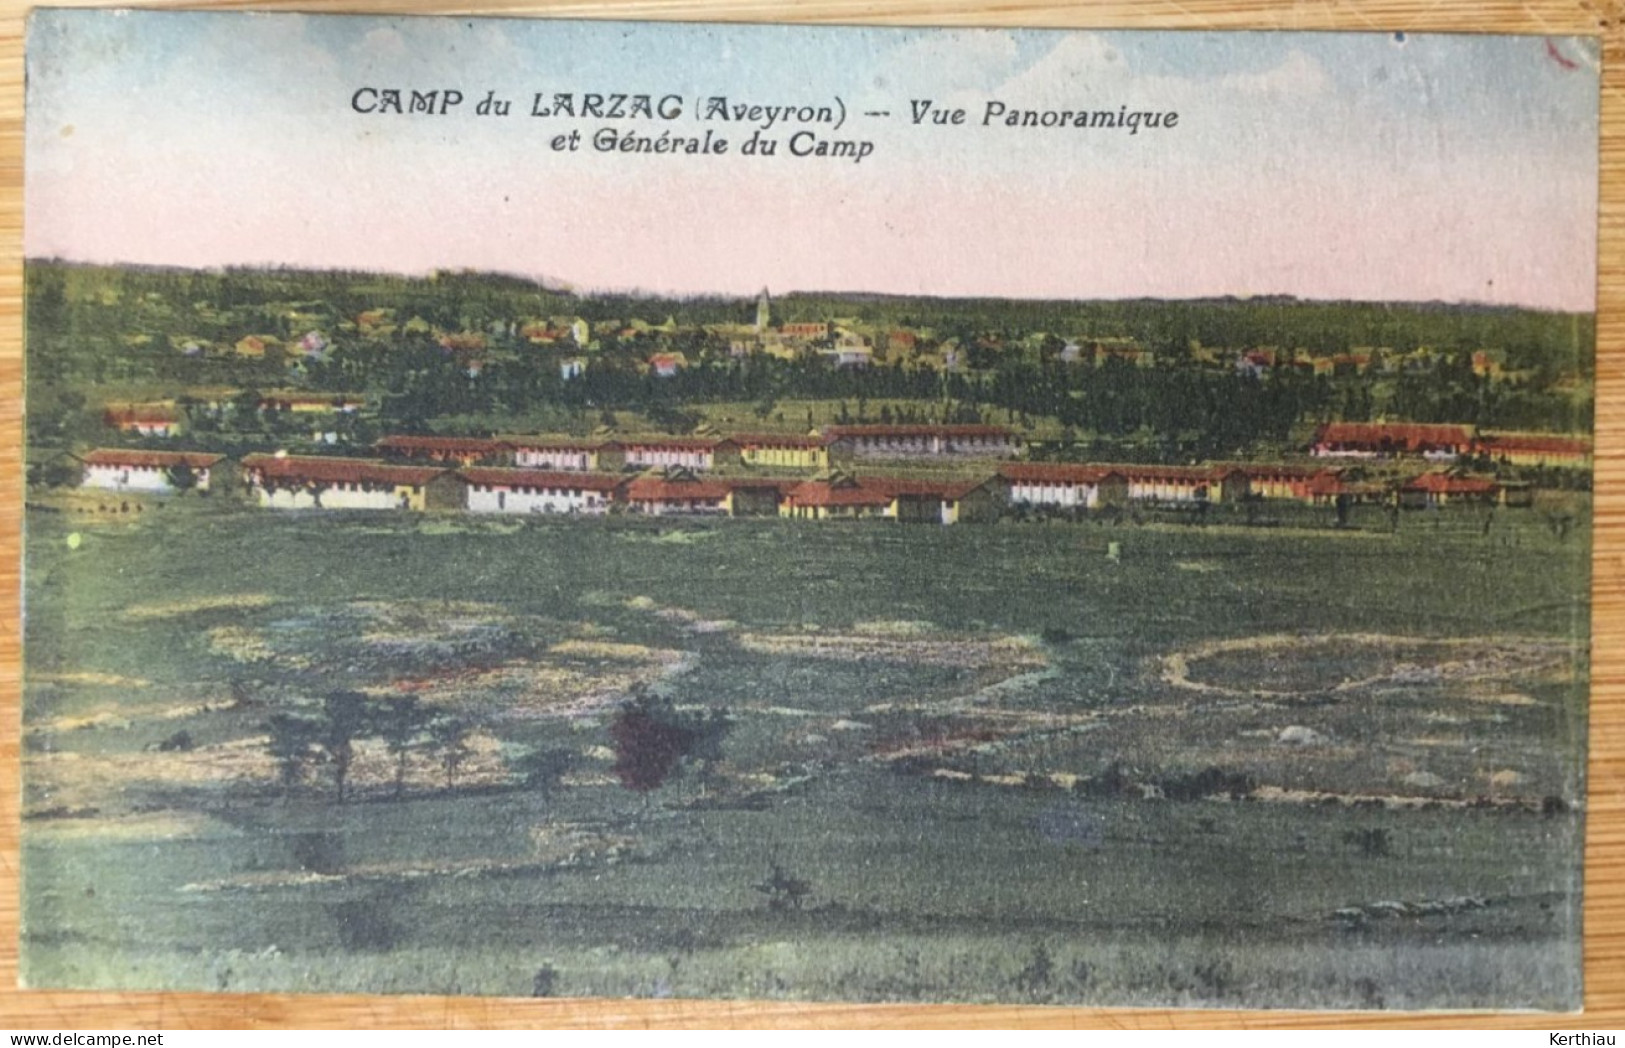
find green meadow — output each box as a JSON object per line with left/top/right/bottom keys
{"left": 20, "top": 499, "right": 1589, "bottom": 1008}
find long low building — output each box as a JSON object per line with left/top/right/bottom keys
{"left": 79, "top": 449, "right": 226, "bottom": 494}
{"left": 240, "top": 454, "right": 462, "bottom": 511}
{"left": 623, "top": 471, "right": 793, "bottom": 516}
{"left": 732, "top": 432, "right": 831, "bottom": 470}
{"left": 999, "top": 463, "right": 1127, "bottom": 509}
{"left": 1399, "top": 471, "right": 1501, "bottom": 508}
{"left": 1312, "top": 422, "right": 1476, "bottom": 460}
{"left": 616, "top": 437, "right": 742, "bottom": 471}
{"left": 1003, "top": 462, "right": 1254, "bottom": 506}
{"left": 504, "top": 436, "right": 626, "bottom": 473}
{"left": 1302, "top": 471, "right": 1391, "bottom": 505}
{"left": 103, "top": 404, "right": 182, "bottom": 438}
{"left": 461, "top": 468, "right": 625, "bottom": 515}
{"left": 1477, "top": 433, "right": 1591, "bottom": 468}
{"left": 822, "top": 424, "right": 1019, "bottom": 459}
{"left": 1228, "top": 463, "right": 1330, "bottom": 502}
{"left": 781, "top": 472, "right": 1004, "bottom": 524}
{"left": 1115, "top": 465, "right": 1250, "bottom": 504}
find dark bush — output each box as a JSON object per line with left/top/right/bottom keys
{"left": 1342, "top": 827, "right": 1392, "bottom": 858}
{"left": 753, "top": 862, "right": 813, "bottom": 912}
{"left": 1076, "top": 762, "right": 1135, "bottom": 798}
{"left": 1160, "top": 766, "right": 1256, "bottom": 802}
{"left": 1013, "top": 943, "right": 1054, "bottom": 996}
{"left": 156, "top": 730, "right": 194, "bottom": 752}
{"left": 330, "top": 896, "right": 397, "bottom": 951}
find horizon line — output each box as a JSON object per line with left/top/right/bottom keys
{"left": 23, "top": 255, "right": 1596, "bottom": 316}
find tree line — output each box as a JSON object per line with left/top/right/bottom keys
{"left": 261, "top": 687, "right": 730, "bottom": 806}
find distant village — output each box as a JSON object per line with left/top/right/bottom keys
{"left": 95, "top": 287, "right": 1588, "bottom": 387}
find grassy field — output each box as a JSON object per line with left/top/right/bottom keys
{"left": 19, "top": 498, "right": 1590, "bottom": 1009}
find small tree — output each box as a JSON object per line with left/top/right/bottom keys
{"left": 686, "top": 708, "right": 733, "bottom": 795}
{"left": 230, "top": 387, "right": 263, "bottom": 430}
{"left": 429, "top": 715, "right": 473, "bottom": 791}
{"left": 609, "top": 691, "right": 695, "bottom": 800}
{"left": 165, "top": 464, "right": 199, "bottom": 494}
{"left": 377, "top": 695, "right": 429, "bottom": 800}
{"left": 320, "top": 691, "right": 370, "bottom": 804}
{"left": 514, "top": 747, "right": 576, "bottom": 795}
{"left": 753, "top": 862, "right": 813, "bottom": 911}
{"left": 264, "top": 713, "right": 320, "bottom": 798}
{"left": 28, "top": 457, "right": 80, "bottom": 489}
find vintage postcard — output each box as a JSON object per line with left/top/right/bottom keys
{"left": 21, "top": 12, "right": 1598, "bottom": 1010}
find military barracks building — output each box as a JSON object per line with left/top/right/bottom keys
{"left": 74, "top": 419, "right": 1551, "bottom": 522}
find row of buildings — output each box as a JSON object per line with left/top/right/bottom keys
{"left": 70, "top": 448, "right": 1523, "bottom": 524}
{"left": 371, "top": 425, "right": 1022, "bottom": 472}
{"left": 1308, "top": 422, "right": 1591, "bottom": 467}
{"left": 102, "top": 402, "right": 1591, "bottom": 472}
{"left": 372, "top": 422, "right": 1589, "bottom": 472}
{"left": 76, "top": 450, "right": 1007, "bottom": 525}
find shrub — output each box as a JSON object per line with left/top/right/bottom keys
{"left": 1076, "top": 762, "right": 1135, "bottom": 798}
{"left": 1160, "top": 766, "right": 1256, "bottom": 802}
{"left": 155, "top": 730, "right": 194, "bottom": 752}
{"left": 1342, "top": 827, "right": 1392, "bottom": 858}
{"left": 753, "top": 862, "right": 813, "bottom": 912}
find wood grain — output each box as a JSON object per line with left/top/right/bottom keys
{"left": 0, "top": 0, "right": 1619, "bottom": 1029}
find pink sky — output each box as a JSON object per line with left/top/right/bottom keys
{"left": 25, "top": 14, "right": 1601, "bottom": 310}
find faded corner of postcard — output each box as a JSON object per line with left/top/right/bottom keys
{"left": 18, "top": 10, "right": 1596, "bottom": 1011}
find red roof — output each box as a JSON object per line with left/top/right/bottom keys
{"left": 1402, "top": 473, "right": 1499, "bottom": 495}
{"left": 784, "top": 475, "right": 992, "bottom": 508}
{"left": 438, "top": 332, "right": 488, "bottom": 351}
{"left": 500, "top": 436, "right": 615, "bottom": 452}
{"left": 1304, "top": 471, "right": 1352, "bottom": 496}
{"left": 460, "top": 468, "right": 624, "bottom": 492}
{"left": 624, "top": 475, "right": 732, "bottom": 501}
{"left": 822, "top": 424, "right": 1015, "bottom": 441}
{"left": 616, "top": 437, "right": 736, "bottom": 451}
{"left": 1480, "top": 433, "right": 1591, "bottom": 456}
{"left": 784, "top": 479, "right": 895, "bottom": 508}
{"left": 1315, "top": 423, "right": 1475, "bottom": 451}
{"left": 241, "top": 455, "right": 449, "bottom": 487}
{"left": 999, "top": 463, "right": 1124, "bottom": 485}
{"left": 104, "top": 407, "right": 178, "bottom": 425}
{"left": 82, "top": 449, "right": 223, "bottom": 469}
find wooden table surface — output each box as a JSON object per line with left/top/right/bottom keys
{"left": 0, "top": 0, "right": 1619, "bottom": 1029}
